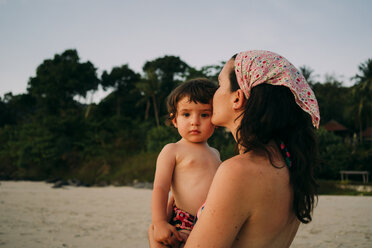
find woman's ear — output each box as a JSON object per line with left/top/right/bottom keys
{"left": 232, "top": 89, "right": 246, "bottom": 110}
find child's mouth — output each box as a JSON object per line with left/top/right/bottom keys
{"left": 190, "top": 130, "right": 200, "bottom": 134}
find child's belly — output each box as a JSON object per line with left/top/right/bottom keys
{"left": 171, "top": 170, "right": 214, "bottom": 216}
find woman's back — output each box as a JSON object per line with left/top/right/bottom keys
{"left": 186, "top": 147, "right": 300, "bottom": 248}
{"left": 231, "top": 149, "right": 300, "bottom": 248}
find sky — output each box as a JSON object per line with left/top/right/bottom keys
{"left": 1, "top": 0, "right": 371, "bottom": 103}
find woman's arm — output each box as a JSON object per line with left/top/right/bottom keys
{"left": 184, "top": 159, "right": 251, "bottom": 248}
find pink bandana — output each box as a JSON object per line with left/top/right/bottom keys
{"left": 234, "top": 50, "right": 320, "bottom": 128}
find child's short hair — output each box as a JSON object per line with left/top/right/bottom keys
{"left": 167, "top": 78, "right": 217, "bottom": 120}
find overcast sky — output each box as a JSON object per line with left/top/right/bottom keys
{"left": 1, "top": 0, "right": 371, "bottom": 102}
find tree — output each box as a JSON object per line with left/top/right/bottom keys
{"left": 101, "top": 64, "right": 141, "bottom": 117}
{"left": 27, "top": 49, "right": 99, "bottom": 115}
{"left": 299, "top": 65, "right": 318, "bottom": 87}
{"left": 312, "top": 76, "right": 350, "bottom": 126}
{"left": 352, "top": 58, "right": 372, "bottom": 141}
{"left": 0, "top": 93, "right": 36, "bottom": 126}
{"left": 185, "top": 63, "right": 224, "bottom": 82}
{"left": 136, "top": 68, "right": 162, "bottom": 126}
{"left": 142, "top": 55, "right": 189, "bottom": 88}
{"left": 139, "top": 55, "right": 190, "bottom": 126}
{"left": 0, "top": 97, "right": 8, "bottom": 127}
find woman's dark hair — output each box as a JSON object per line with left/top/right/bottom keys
{"left": 167, "top": 78, "right": 217, "bottom": 120}
{"left": 229, "top": 55, "right": 318, "bottom": 224}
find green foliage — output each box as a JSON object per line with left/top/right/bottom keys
{"left": 315, "top": 127, "right": 350, "bottom": 179}
{"left": 299, "top": 65, "right": 317, "bottom": 86}
{"left": 0, "top": 97, "right": 10, "bottom": 127}
{"left": 101, "top": 64, "right": 141, "bottom": 117}
{"left": 141, "top": 56, "right": 190, "bottom": 126}
{"left": 350, "top": 58, "right": 372, "bottom": 133}
{"left": 208, "top": 127, "right": 236, "bottom": 161}
{"left": 312, "top": 79, "right": 351, "bottom": 126}
{"left": 0, "top": 93, "right": 36, "bottom": 126}
{"left": 0, "top": 119, "right": 68, "bottom": 180}
{"left": 143, "top": 55, "right": 189, "bottom": 85}
{"left": 27, "top": 49, "right": 99, "bottom": 114}
{"left": 317, "top": 180, "right": 372, "bottom": 196}
{"left": 185, "top": 64, "right": 224, "bottom": 82}
{"left": 315, "top": 128, "right": 372, "bottom": 180}
{"left": 146, "top": 125, "right": 179, "bottom": 152}
{"left": 348, "top": 144, "right": 372, "bottom": 175}
{"left": 0, "top": 125, "right": 18, "bottom": 178}
{"left": 109, "top": 152, "right": 158, "bottom": 184}
{"left": 1, "top": 49, "right": 371, "bottom": 188}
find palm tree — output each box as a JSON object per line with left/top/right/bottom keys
{"left": 352, "top": 58, "right": 372, "bottom": 141}
{"left": 136, "top": 68, "right": 161, "bottom": 127}
{"left": 299, "top": 65, "right": 317, "bottom": 86}
{"left": 101, "top": 65, "right": 140, "bottom": 117}
{"left": 138, "top": 55, "right": 190, "bottom": 127}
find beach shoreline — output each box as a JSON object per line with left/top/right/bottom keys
{"left": 1, "top": 181, "right": 372, "bottom": 248}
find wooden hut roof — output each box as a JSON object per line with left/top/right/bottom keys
{"left": 323, "top": 120, "right": 348, "bottom": 132}
{"left": 362, "top": 127, "right": 372, "bottom": 138}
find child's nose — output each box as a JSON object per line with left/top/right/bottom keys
{"left": 191, "top": 115, "right": 200, "bottom": 125}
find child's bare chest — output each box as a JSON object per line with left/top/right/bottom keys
{"left": 176, "top": 149, "right": 217, "bottom": 171}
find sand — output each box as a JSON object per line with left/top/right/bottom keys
{"left": 0, "top": 181, "right": 371, "bottom": 248}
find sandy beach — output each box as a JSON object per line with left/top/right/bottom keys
{"left": 0, "top": 181, "right": 371, "bottom": 248}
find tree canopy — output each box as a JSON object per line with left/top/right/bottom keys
{"left": 0, "top": 49, "right": 371, "bottom": 184}
{"left": 27, "top": 49, "right": 99, "bottom": 114}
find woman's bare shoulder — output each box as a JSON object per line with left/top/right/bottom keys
{"left": 212, "top": 155, "right": 261, "bottom": 194}
{"left": 217, "top": 153, "right": 280, "bottom": 198}
{"left": 219, "top": 153, "right": 266, "bottom": 175}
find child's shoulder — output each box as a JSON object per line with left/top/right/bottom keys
{"left": 209, "top": 146, "right": 220, "bottom": 156}
{"left": 160, "top": 142, "right": 183, "bottom": 154}
{"left": 161, "top": 142, "right": 177, "bottom": 152}
{"left": 204, "top": 145, "right": 220, "bottom": 160}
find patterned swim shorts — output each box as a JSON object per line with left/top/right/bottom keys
{"left": 169, "top": 205, "right": 195, "bottom": 231}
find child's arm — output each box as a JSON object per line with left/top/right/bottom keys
{"left": 152, "top": 144, "right": 183, "bottom": 245}
{"left": 167, "top": 194, "right": 175, "bottom": 221}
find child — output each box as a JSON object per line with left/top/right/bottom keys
{"left": 151, "top": 78, "right": 221, "bottom": 247}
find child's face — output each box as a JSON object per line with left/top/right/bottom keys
{"left": 172, "top": 96, "right": 215, "bottom": 143}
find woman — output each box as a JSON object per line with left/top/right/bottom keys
{"left": 150, "top": 50, "right": 319, "bottom": 248}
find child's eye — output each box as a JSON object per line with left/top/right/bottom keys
{"left": 201, "top": 113, "right": 210, "bottom": 118}
{"left": 183, "top": 113, "right": 190, "bottom": 117}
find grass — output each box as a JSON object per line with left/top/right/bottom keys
{"left": 65, "top": 151, "right": 158, "bottom": 186}
{"left": 317, "top": 179, "right": 372, "bottom": 196}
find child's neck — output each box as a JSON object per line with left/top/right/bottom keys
{"left": 180, "top": 138, "right": 208, "bottom": 146}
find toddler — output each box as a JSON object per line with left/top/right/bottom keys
{"left": 151, "top": 78, "right": 221, "bottom": 247}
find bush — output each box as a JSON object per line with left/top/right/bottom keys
{"left": 315, "top": 128, "right": 372, "bottom": 181}
{"left": 109, "top": 152, "right": 158, "bottom": 184}
{"left": 315, "top": 128, "right": 351, "bottom": 179}
{"left": 208, "top": 127, "right": 236, "bottom": 161}
{"left": 349, "top": 144, "right": 372, "bottom": 176}
{"left": 146, "top": 125, "right": 179, "bottom": 152}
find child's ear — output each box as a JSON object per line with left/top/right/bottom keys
{"left": 232, "top": 89, "right": 246, "bottom": 110}
{"left": 171, "top": 117, "right": 178, "bottom": 128}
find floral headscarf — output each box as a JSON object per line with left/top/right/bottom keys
{"left": 234, "top": 50, "right": 320, "bottom": 128}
